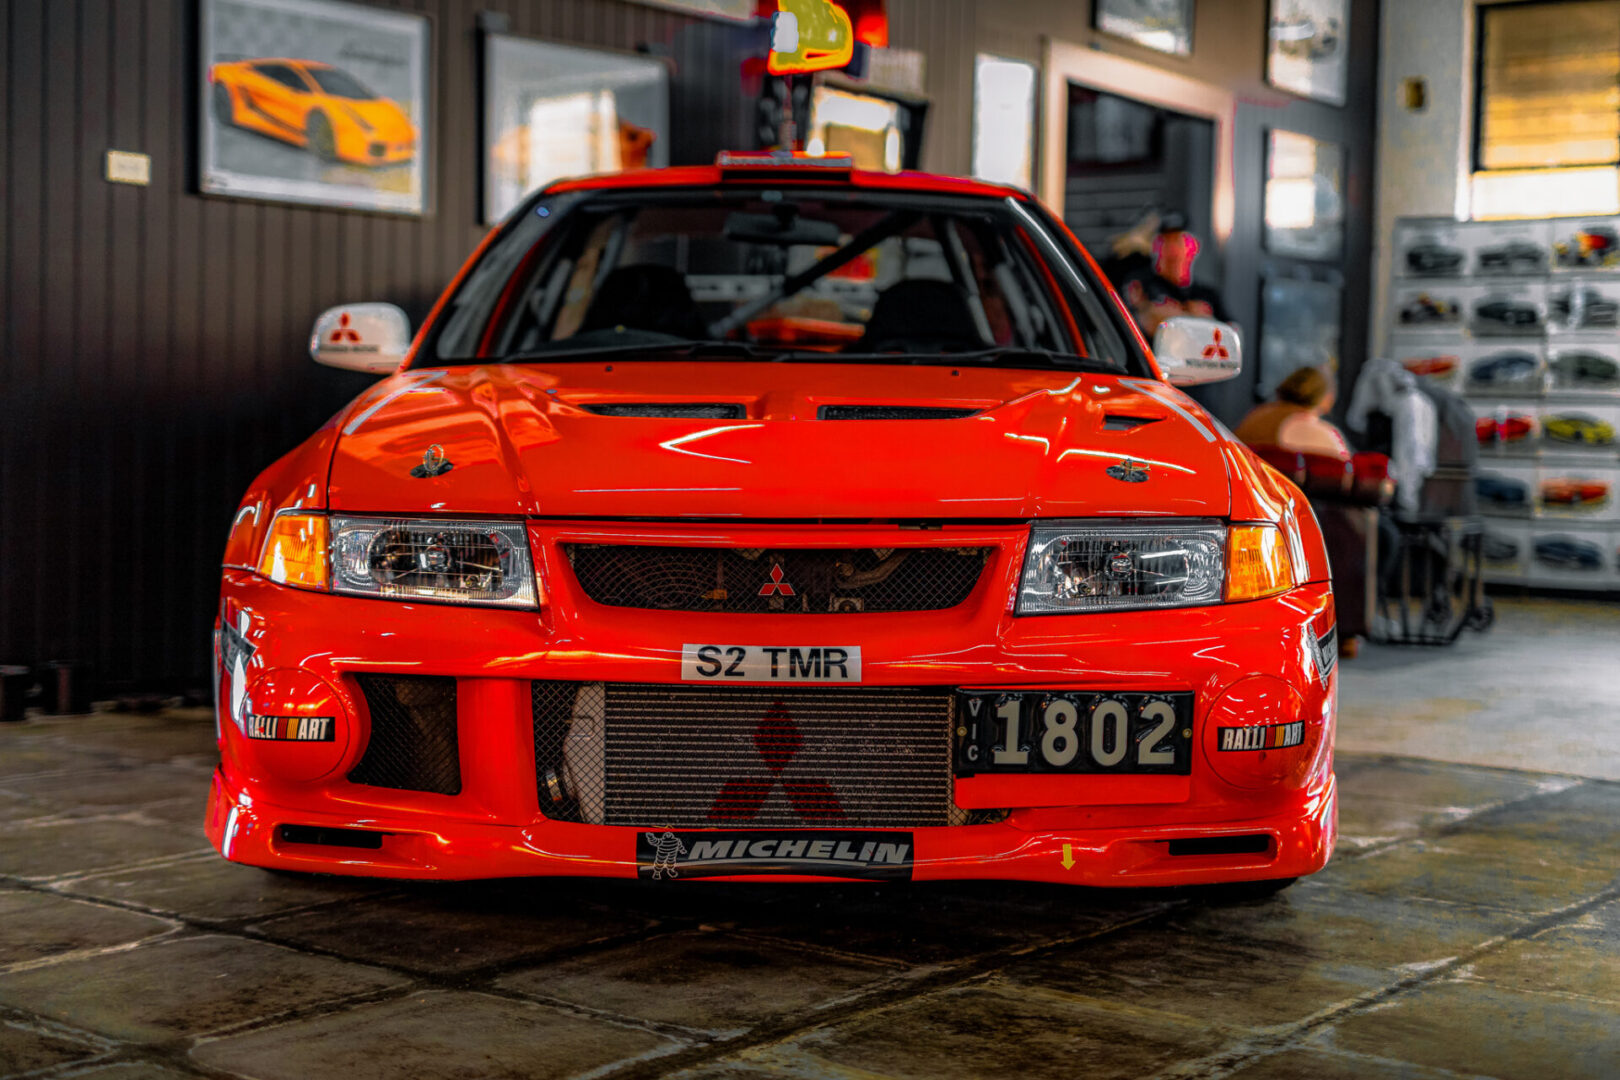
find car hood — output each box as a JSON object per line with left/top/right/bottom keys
{"left": 325, "top": 362, "right": 1233, "bottom": 520}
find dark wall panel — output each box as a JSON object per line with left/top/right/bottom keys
{"left": 2, "top": 0, "right": 761, "bottom": 692}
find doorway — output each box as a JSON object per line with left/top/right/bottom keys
{"left": 1063, "top": 83, "right": 1219, "bottom": 295}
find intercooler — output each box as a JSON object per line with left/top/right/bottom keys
{"left": 532, "top": 682, "right": 961, "bottom": 828}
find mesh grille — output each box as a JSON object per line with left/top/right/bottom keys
{"left": 818, "top": 405, "right": 979, "bottom": 420}
{"left": 350, "top": 674, "right": 461, "bottom": 795}
{"left": 564, "top": 545, "right": 992, "bottom": 614}
{"left": 532, "top": 682, "right": 960, "bottom": 828}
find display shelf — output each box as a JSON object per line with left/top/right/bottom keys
{"left": 1392, "top": 215, "right": 1620, "bottom": 591}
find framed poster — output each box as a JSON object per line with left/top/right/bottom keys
{"left": 200, "top": 0, "right": 430, "bottom": 214}
{"left": 971, "top": 54, "right": 1037, "bottom": 189}
{"left": 1093, "top": 0, "right": 1195, "bottom": 58}
{"left": 1258, "top": 274, "right": 1342, "bottom": 399}
{"left": 1264, "top": 130, "right": 1345, "bottom": 260}
{"left": 1267, "top": 0, "right": 1349, "bottom": 106}
{"left": 483, "top": 35, "right": 670, "bottom": 225}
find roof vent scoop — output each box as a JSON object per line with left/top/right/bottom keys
{"left": 818, "top": 405, "right": 979, "bottom": 420}
{"left": 582, "top": 403, "right": 746, "bottom": 419}
{"left": 1102, "top": 414, "right": 1164, "bottom": 431}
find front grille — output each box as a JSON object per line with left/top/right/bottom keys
{"left": 532, "top": 682, "right": 959, "bottom": 828}
{"left": 349, "top": 674, "right": 461, "bottom": 795}
{"left": 564, "top": 545, "right": 992, "bottom": 614}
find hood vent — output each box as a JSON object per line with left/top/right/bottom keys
{"left": 1102, "top": 414, "right": 1164, "bottom": 432}
{"left": 582, "top": 403, "right": 746, "bottom": 419}
{"left": 819, "top": 405, "right": 980, "bottom": 420}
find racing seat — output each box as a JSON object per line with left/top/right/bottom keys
{"left": 579, "top": 265, "right": 708, "bottom": 340}
{"left": 854, "top": 280, "right": 985, "bottom": 353}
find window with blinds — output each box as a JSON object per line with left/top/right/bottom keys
{"left": 1476, "top": 0, "right": 1620, "bottom": 171}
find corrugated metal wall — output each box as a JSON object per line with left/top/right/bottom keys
{"left": 3, "top": 0, "right": 1379, "bottom": 693}
{"left": 1, "top": 0, "right": 762, "bottom": 692}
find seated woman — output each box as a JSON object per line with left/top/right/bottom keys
{"left": 1234, "top": 366, "right": 1350, "bottom": 460}
{"left": 1236, "top": 366, "right": 1369, "bottom": 658}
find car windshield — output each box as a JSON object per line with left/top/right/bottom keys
{"left": 307, "top": 66, "right": 375, "bottom": 99}
{"left": 426, "top": 186, "right": 1142, "bottom": 373}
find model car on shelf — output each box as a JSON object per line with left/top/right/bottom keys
{"left": 1554, "top": 227, "right": 1620, "bottom": 269}
{"left": 1476, "top": 240, "right": 1546, "bottom": 275}
{"left": 204, "top": 152, "right": 1338, "bottom": 892}
{"left": 1466, "top": 351, "right": 1540, "bottom": 388}
{"left": 1542, "top": 414, "right": 1617, "bottom": 447}
{"left": 1540, "top": 478, "right": 1610, "bottom": 508}
{"left": 1400, "top": 355, "right": 1458, "bottom": 378}
{"left": 209, "top": 58, "right": 417, "bottom": 166}
{"left": 1398, "top": 294, "right": 1459, "bottom": 325}
{"left": 1481, "top": 532, "right": 1521, "bottom": 563}
{"left": 1404, "top": 242, "right": 1465, "bottom": 277}
{"left": 1473, "top": 298, "right": 1542, "bottom": 332}
{"left": 1476, "top": 475, "right": 1531, "bottom": 510}
{"left": 1549, "top": 288, "right": 1620, "bottom": 328}
{"left": 1474, "top": 415, "right": 1535, "bottom": 444}
{"left": 1549, "top": 351, "right": 1620, "bottom": 389}
{"left": 1533, "top": 536, "right": 1604, "bottom": 571}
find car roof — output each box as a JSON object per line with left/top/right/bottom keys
{"left": 545, "top": 164, "right": 1030, "bottom": 201}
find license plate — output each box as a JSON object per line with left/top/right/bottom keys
{"left": 681, "top": 644, "right": 861, "bottom": 682}
{"left": 955, "top": 691, "right": 1193, "bottom": 775}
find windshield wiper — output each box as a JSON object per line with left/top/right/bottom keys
{"left": 490, "top": 340, "right": 782, "bottom": 365}
{"left": 781, "top": 346, "right": 1123, "bottom": 373}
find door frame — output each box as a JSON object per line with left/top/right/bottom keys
{"left": 1038, "top": 38, "right": 1237, "bottom": 245}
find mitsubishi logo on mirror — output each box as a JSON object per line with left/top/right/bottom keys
{"left": 1202, "top": 328, "right": 1231, "bottom": 361}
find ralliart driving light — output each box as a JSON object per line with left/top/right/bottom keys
{"left": 330, "top": 516, "right": 537, "bottom": 608}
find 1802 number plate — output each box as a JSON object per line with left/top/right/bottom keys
{"left": 955, "top": 691, "right": 1193, "bottom": 775}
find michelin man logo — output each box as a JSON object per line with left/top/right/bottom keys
{"left": 644, "top": 831, "right": 687, "bottom": 880}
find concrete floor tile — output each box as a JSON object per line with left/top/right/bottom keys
{"left": 995, "top": 882, "right": 1522, "bottom": 1032}
{"left": 791, "top": 982, "right": 1233, "bottom": 1080}
{"left": 497, "top": 930, "right": 898, "bottom": 1033}
{"left": 1222, "top": 1047, "right": 1463, "bottom": 1079}
{"left": 685, "top": 881, "right": 1161, "bottom": 964}
{"left": 1324, "top": 981, "right": 1620, "bottom": 1080}
{"left": 250, "top": 882, "right": 655, "bottom": 975}
{"left": 0, "top": 764, "right": 211, "bottom": 813}
{"left": 0, "top": 934, "right": 407, "bottom": 1043}
{"left": 1335, "top": 754, "right": 1571, "bottom": 817}
{"left": 1312, "top": 832, "right": 1615, "bottom": 915}
{"left": 18, "top": 713, "right": 216, "bottom": 765}
{"left": 190, "top": 989, "right": 677, "bottom": 1080}
{"left": 0, "top": 818, "right": 210, "bottom": 880}
{"left": 1460, "top": 899, "right": 1620, "bottom": 1006}
{"left": 0, "top": 1016, "right": 101, "bottom": 1074}
{"left": 58, "top": 856, "right": 390, "bottom": 923}
{"left": 0, "top": 890, "right": 174, "bottom": 967}
{"left": 46, "top": 1063, "right": 197, "bottom": 1079}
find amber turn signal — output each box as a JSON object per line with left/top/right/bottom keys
{"left": 258, "top": 513, "right": 330, "bottom": 591}
{"left": 1225, "top": 524, "right": 1295, "bottom": 602}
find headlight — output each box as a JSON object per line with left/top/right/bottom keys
{"left": 1017, "top": 520, "right": 1227, "bottom": 614}
{"left": 330, "top": 516, "right": 538, "bottom": 608}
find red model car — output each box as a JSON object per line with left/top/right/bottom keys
{"left": 207, "top": 154, "right": 1337, "bottom": 890}
{"left": 1475, "top": 414, "right": 1534, "bottom": 444}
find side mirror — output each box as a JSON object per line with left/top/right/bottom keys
{"left": 310, "top": 303, "right": 411, "bottom": 374}
{"left": 1152, "top": 316, "right": 1243, "bottom": 386}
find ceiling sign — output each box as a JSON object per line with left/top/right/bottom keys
{"left": 768, "top": 0, "right": 855, "bottom": 75}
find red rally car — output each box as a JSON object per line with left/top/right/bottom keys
{"left": 208, "top": 153, "right": 1338, "bottom": 890}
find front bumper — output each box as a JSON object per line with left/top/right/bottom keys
{"left": 208, "top": 523, "right": 1337, "bottom": 885}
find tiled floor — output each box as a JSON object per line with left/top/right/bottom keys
{"left": 2, "top": 596, "right": 1617, "bottom": 1079}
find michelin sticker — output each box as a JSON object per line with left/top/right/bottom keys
{"left": 636, "top": 830, "right": 913, "bottom": 880}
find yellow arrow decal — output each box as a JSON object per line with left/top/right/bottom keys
{"left": 1060, "top": 843, "right": 1075, "bottom": 870}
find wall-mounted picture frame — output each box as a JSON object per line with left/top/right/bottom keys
{"left": 482, "top": 34, "right": 670, "bottom": 225}
{"left": 1264, "top": 129, "right": 1345, "bottom": 260}
{"left": 1092, "top": 0, "right": 1195, "bottom": 58}
{"left": 971, "top": 54, "right": 1038, "bottom": 190}
{"left": 1259, "top": 273, "right": 1343, "bottom": 399}
{"left": 200, "top": 0, "right": 430, "bottom": 214}
{"left": 1267, "top": 0, "right": 1349, "bottom": 106}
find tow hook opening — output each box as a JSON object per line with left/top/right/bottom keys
{"left": 1166, "top": 834, "right": 1272, "bottom": 857}
{"left": 276, "top": 824, "right": 387, "bottom": 850}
